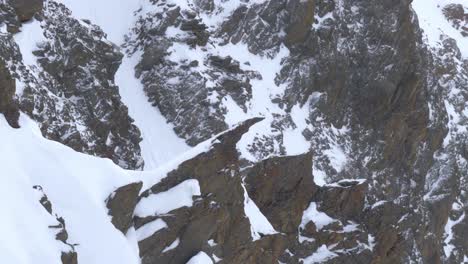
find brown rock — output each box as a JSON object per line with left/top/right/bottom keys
{"left": 106, "top": 181, "right": 143, "bottom": 234}
{"left": 61, "top": 251, "right": 78, "bottom": 264}
{"left": 316, "top": 180, "right": 367, "bottom": 221}
{"left": 8, "top": 0, "right": 43, "bottom": 22}
{"left": 245, "top": 152, "right": 317, "bottom": 234}
{"left": 0, "top": 59, "right": 19, "bottom": 128}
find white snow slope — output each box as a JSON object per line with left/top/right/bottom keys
{"left": 0, "top": 113, "right": 219, "bottom": 263}
{"left": 0, "top": 115, "right": 140, "bottom": 264}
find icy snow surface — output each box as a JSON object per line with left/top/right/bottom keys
{"left": 186, "top": 251, "right": 214, "bottom": 264}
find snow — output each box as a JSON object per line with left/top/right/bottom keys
{"left": 186, "top": 251, "right": 213, "bottom": 264}
{"left": 136, "top": 219, "right": 167, "bottom": 241}
{"left": 301, "top": 202, "right": 337, "bottom": 231}
{"left": 0, "top": 115, "right": 140, "bottom": 264}
{"left": 443, "top": 209, "right": 465, "bottom": 257}
{"left": 206, "top": 42, "right": 312, "bottom": 160}
{"left": 55, "top": 0, "right": 146, "bottom": 45}
{"left": 283, "top": 98, "right": 313, "bottom": 155}
{"left": 324, "top": 144, "right": 347, "bottom": 173}
{"left": 300, "top": 245, "right": 338, "bottom": 264}
{"left": 342, "top": 222, "right": 360, "bottom": 232}
{"left": 412, "top": 0, "right": 468, "bottom": 58}
{"left": 367, "top": 234, "right": 376, "bottom": 250}
{"left": 13, "top": 18, "right": 46, "bottom": 94}
{"left": 212, "top": 254, "right": 222, "bottom": 263}
{"left": 313, "top": 12, "right": 334, "bottom": 29}
{"left": 325, "top": 178, "right": 366, "bottom": 188}
{"left": 135, "top": 179, "right": 201, "bottom": 217}
{"left": 312, "top": 166, "right": 328, "bottom": 187}
{"left": 371, "top": 200, "right": 388, "bottom": 209}
{"left": 162, "top": 238, "right": 180, "bottom": 253}
{"left": 13, "top": 19, "right": 45, "bottom": 67}
{"left": 242, "top": 183, "right": 278, "bottom": 240}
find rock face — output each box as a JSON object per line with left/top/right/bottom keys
{"left": 0, "top": 1, "right": 144, "bottom": 169}
{"left": 8, "top": 0, "right": 43, "bottom": 22}
{"left": 106, "top": 182, "right": 142, "bottom": 234}
{"left": 134, "top": 118, "right": 264, "bottom": 264}
{"left": 0, "top": 59, "right": 19, "bottom": 128}
{"left": 128, "top": 119, "right": 392, "bottom": 263}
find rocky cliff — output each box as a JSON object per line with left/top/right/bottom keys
{"left": 0, "top": 0, "right": 467, "bottom": 263}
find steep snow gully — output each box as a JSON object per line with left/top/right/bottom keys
{"left": 57, "top": 0, "right": 190, "bottom": 170}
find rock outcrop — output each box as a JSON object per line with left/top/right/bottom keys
{"left": 106, "top": 181, "right": 142, "bottom": 234}
{"left": 0, "top": 59, "right": 19, "bottom": 128}
{"left": 113, "top": 119, "right": 385, "bottom": 263}
{"left": 0, "top": 1, "right": 144, "bottom": 169}
{"left": 8, "top": 0, "right": 43, "bottom": 22}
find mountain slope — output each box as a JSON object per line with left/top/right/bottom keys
{"left": 0, "top": 0, "right": 468, "bottom": 263}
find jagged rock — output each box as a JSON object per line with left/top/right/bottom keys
{"left": 16, "top": 1, "right": 144, "bottom": 169}
{"left": 284, "top": 0, "right": 315, "bottom": 46}
{"left": 106, "top": 181, "right": 143, "bottom": 234}
{"left": 32, "top": 185, "right": 78, "bottom": 264}
{"left": 316, "top": 180, "right": 367, "bottom": 221}
{"left": 443, "top": 4, "right": 468, "bottom": 36}
{"left": 0, "top": 59, "right": 19, "bottom": 128}
{"left": 135, "top": 118, "right": 281, "bottom": 264}
{"left": 245, "top": 152, "right": 317, "bottom": 234}
{"left": 180, "top": 19, "right": 209, "bottom": 47}
{"left": 61, "top": 251, "right": 78, "bottom": 264}
{"left": 0, "top": 2, "right": 22, "bottom": 33}
{"left": 7, "top": 0, "right": 43, "bottom": 22}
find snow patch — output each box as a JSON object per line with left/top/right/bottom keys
{"left": 300, "top": 245, "right": 338, "bottom": 264}
{"left": 444, "top": 209, "right": 465, "bottom": 257}
{"left": 242, "top": 183, "right": 278, "bottom": 241}
{"left": 186, "top": 251, "right": 213, "bottom": 264}
{"left": 162, "top": 238, "right": 180, "bottom": 253}
{"left": 136, "top": 219, "right": 168, "bottom": 241}
{"left": 135, "top": 179, "right": 201, "bottom": 217}
{"left": 301, "top": 202, "right": 337, "bottom": 231}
